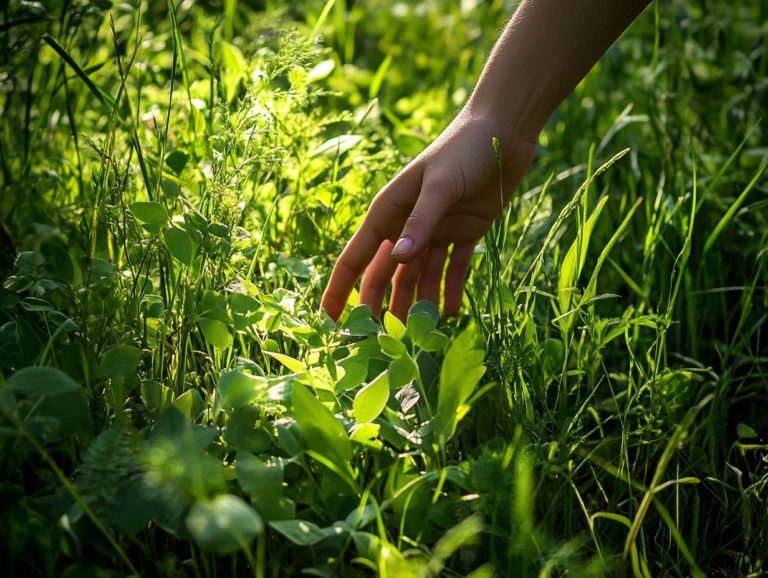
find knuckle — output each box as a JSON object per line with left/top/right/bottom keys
{"left": 422, "top": 166, "right": 463, "bottom": 201}
{"left": 405, "top": 210, "right": 429, "bottom": 229}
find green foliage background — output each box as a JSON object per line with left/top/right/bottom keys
{"left": 0, "top": 0, "right": 766, "bottom": 576}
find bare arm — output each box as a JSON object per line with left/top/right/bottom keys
{"left": 470, "top": 0, "right": 651, "bottom": 142}
{"left": 322, "top": 0, "right": 651, "bottom": 321}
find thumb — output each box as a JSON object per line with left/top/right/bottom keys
{"left": 390, "top": 175, "right": 455, "bottom": 262}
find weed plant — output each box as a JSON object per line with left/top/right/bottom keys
{"left": 0, "top": 0, "right": 766, "bottom": 576}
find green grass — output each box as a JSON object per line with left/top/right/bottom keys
{"left": 1, "top": 0, "right": 766, "bottom": 576}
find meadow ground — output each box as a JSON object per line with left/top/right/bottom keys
{"left": 0, "top": 0, "right": 766, "bottom": 576}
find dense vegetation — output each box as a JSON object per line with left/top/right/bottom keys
{"left": 1, "top": 0, "right": 766, "bottom": 576}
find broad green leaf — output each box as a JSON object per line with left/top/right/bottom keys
{"left": 407, "top": 312, "right": 436, "bottom": 345}
{"left": 141, "top": 380, "right": 172, "bottom": 413}
{"left": 291, "top": 382, "right": 353, "bottom": 477}
{"left": 236, "top": 453, "right": 284, "bottom": 509}
{"left": 269, "top": 519, "right": 342, "bottom": 546}
{"left": 165, "top": 150, "right": 188, "bottom": 174}
{"left": 96, "top": 345, "right": 143, "bottom": 409}
{"left": 198, "top": 318, "right": 232, "bottom": 349}
{"left": 409, "top": 300, "right": 439, "bottom": 323}
{"left": 35, "top": 389, "right": 92, "bottom": 439}
{"left": 161, "top": 179, "right": 180, "bottom": 199}
{"left": 150, "top": 406, "right": 216, "bottom": 451}
{"left": 336, "top": 353, "right": 368, "bottom": 392}
{"left": 388, "top": 356, "right": 418, "bottom": 389}
{"left": 238, "top": 453, "right": 293, "bottom": 521}
{"left": 276, "top": 421, "right": 304, "bottom": 458}
{"left": 130, "top": 201, "right": 168, "bottom": 226}
{"left": 340, "top": 305, "right": 380, "bottom": 336}
{"left": 20, "top": 297, "right": 54, "bottom": 312}
{"left": 351, "top": 531, "right": 383, "bottom": 562}
{"left": 202, "top": 290, "right": 228, "bottom": 313}
{"left": 310, "top": 135, "right": 363, "bottom": 158}
{"left": 164, "top": 227, "right": 194, "bottom": 265}
{"left": 378, "top": 334, "right": 406, "bottom": 358}
{"left": 433, "top": 327, "right": 486, "bottom": 445}
{"left": 383, "top": 311, "right": 406, "bottom": 340}
{"left": 263, "top": 351, "right": 304, "bottom": 373}
{"left": 407, "top": 301, "right": 438, "bottom": 345}
{"left": 5, "top": 366, "right": 80, "bottom": 396}
{"left": 172, "top": 389, "right": 205, "bottom": 421}
{"left": 737, "top": 423, "right": 757, "bottom": 439}
{"left": 350, "top": 422, "right": 382, "bottom": 449}
{"left": 208, "top": 222, "right": 230, "bottom": 238}
{"left": 230, "top": 293, "right": 260, "bottom": 313}
{"left": 224, "top": 407, "right": 272, "bottom": 453}
{"left": 418, "top": 330, "right": 449, "bottom": 352}
{"left": 217, "top": 370, "right": 268, "bottom": 409}
{"left": 187, "top": 494, "right": 263, "bottom": 554}
{"left": 353, "top": 371, "right": 389, "bottom": 423}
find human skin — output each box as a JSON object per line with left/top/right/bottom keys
{"left": 321, "top": 0, "right": 651, "bottom": 322}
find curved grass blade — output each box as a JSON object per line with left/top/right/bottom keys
{"left": 703, "top": 156, "right": 768, "bottom": 255}
{"left": 43, "top": 34, "right": 115, "bottom": 110}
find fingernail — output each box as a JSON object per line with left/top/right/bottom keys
{"left": 391, "top": 237, "right": 413, "bottom": 256}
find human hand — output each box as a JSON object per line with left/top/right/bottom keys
{"left": 321, "top": 108, "right": 536, "bottom": 321}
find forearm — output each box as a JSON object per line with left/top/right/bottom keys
{"left": 468, "top": 0, "right": 651, "bottom": 142}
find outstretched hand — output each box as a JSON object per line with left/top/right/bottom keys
{"left": 321, "top": 109, "right": 536, "bottom": 321}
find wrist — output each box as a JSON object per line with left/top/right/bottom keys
{"left": 462, "top": 93, "right": 542, "bottom": 154}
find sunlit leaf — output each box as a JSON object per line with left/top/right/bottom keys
{"left": 350, "top": 422, "right": 382, "bottom": 449}
{"left": 198, "top": 318, "right": 232, "bottom": 349}
{"left": 130, "top": 201, "right": 168, "bottom": 226}
{"left": 383, "top": 310, "right": 406, "bottom": 340}
{"left": 378, "top": 334, "right": 406, "bottom": 358}
{"left": 336, "top": 353, "right": 368, "bottom": 392}
{"left": 263, "top": 351, "right": 304, "bottom": 373}
{"left": 310, "top": 135, "right": 363, "bottom": 158}
{"left": 217, "top": 370, "right": 268, "bottom": 409}
{"left": 340, "top": 304, "right": 380, "bottom": 336}
{"left": 291, "top": 382, "right": 353, "bottom": 478}
{"left": 307, "top": 58, "right": 335, "bottom": 82}
{"left": 433, "top": 326, "right": 486, "bottom": 445}
{"left": 388, "top": 356, "right": 417, "bottom": 389}
{"left": 353, "top": 371, "right": 389, "bottom": 423}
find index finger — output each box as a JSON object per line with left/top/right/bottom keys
{"left": 321, "top": 165, "right": 423, "bottom": 320}
{"left": 321, "top": 225, "right": 384, "bottom": 320}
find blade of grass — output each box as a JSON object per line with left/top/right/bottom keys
{"left": 311, "top": 0, "right": 337, "bottom": 38}
{"left": 703, "top": 156, "right": 768, "bottom": 255}
{"left": 623, "top": 394, "right": 713, "bottom": 562}
{"left": 43, "top": 34, "right": 115, "bottom": 110}
{"left": 580, "top": 196, "right": 644, "bottom": 308}
{"left": 168, "top": 0, "right": 196, "bottom": 138}
{"left": 696, "top": 120, "right": 760, "bottom": 213}
{"left": 519, "top": 148, "right": 630, "bottom": 313}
